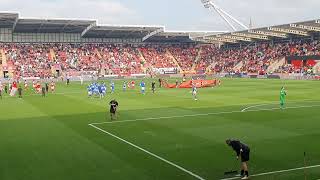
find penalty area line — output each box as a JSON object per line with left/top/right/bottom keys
{"left": 241, "top": 104, "right": 269, "bottom": 112}
{"left": 89, "top": 124, "right": 206, "bottom": 180}
{"left": 241, "top": 100, "right": 320, "bottom": 112}
{"left": 90, "top": 104, "right": 320, "bottom": 125}
{"left": 219, "top": 164, "right": 320, "bottom": 180}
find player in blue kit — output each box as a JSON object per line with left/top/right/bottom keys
{"left": 87, "top": 85, "right": 92, "bottom": 97}
{"left": 110, "top": 81, "right": 115, "bottom": 94}
{"left": 140, "top": 81, "right": 145, "bottom": 94}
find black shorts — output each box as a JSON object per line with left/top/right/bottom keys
{"left": 110, "top": 108, "right": 116, "bottom": 114}
{"left": 241, "top": 149, "right": 250, "bottom": 162}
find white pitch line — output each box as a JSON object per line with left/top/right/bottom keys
{"left": 90, "top": 104, "right": 320, "bottom": 125}
{"left": 89, "top": 124, "right": 206, "bottom": 180}
{"left": 241, "top": 104, "right": 269, "bottom": 112}
{"left": 219, "top": 164, "right": 320, "bottom": 180}
{"left": 241, "top": 100, "right": 320, "bottom": 112}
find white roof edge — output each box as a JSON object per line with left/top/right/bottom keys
{"left": 164, "top": 30, "right": 229, "bottom": 33}
{"left": 0, "top": 11, "right": 19, "bottom": 15}
{"left": 97, "top": 24, "right": 165, "bottom": 28}
{"left": 18, "top": 16, "right": 97, "bottom": 22}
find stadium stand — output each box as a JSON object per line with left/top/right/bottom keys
{"left": 0, "top": 13, "right": 319, "bottom": 78}
{"left": 1, "top": 40, "right": 320, "bottom": 78}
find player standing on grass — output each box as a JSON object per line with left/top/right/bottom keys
{"left": 158, "top": 78, "right": 162, "bottom": 88}
{"left": 50, "top": 81, "right": 55, "bottom": 93}
{"left": 109, "top": 99, "right": 118, "bottom": 121}
{"left": 123, "top": 81, "right": 127, "bottom": 92}
{"left": 280, "top": 87, "right": 287, "bottom": 109}
{"left": 226, "top": 139, "right": 250, "bottom": 179}
{"left": 110, "top": 81, "right": 115, "bottom": 94}
{"left": 140, "top": 80, "right": 146, "bottom": 95}
{"left": 24, "top": 80, "right": 28, "bottom": 90}
{"left": 151, "top": 81, "right": 156, "bottom": 93}
{"left": 45, "top": 82, "right": 49, "bottom": 93}
{"left": 0, "top": 81, "right": 2, "bottom": 99}
{"left": 66, "top": 75, "right": 70, "bottom": 86}
{"left": 42, "top": 85, "right": 46, "bottom": 97}
{"left": 4, "top": 83, "right": 8, "bottom": 94}
{"left": 18, "top": 85, "right": 22, "bottom": 98}
{"left": 192, "top": 85, "right": 198, "bottom": 101}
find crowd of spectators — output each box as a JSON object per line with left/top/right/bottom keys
{"left": 0, "top": 40, "right": 319, "bottom": 78}
{"left": 139, "top": 47, "right": 176, "bottom": 69}
{"left": 199, "top": 40, "right": 320, "bottom": 74}
{"left": 169, "top": 47, "right": 199, "bottom": 72}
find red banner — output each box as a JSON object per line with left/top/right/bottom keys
{"left": 163, "top": 79, "right": 219, "bottom": 89}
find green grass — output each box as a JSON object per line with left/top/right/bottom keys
{"left": 0, "top": 78, "right": 320, "bottom": 180}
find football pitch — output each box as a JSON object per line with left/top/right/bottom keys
{"left": 0, "top": 78, "right": 320, "bottom": 180}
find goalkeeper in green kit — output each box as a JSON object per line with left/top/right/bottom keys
{"left": 280, "top": 87, "right": 287, "bottom": 109}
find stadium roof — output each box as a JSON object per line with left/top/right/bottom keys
{"left": 0, "top": 13, "right": 202, "bottom": 42}
{"left": 0, "top": 13, "right": 18, "bottom": 28}
{"left": 14, "top": 19, "right": 96, "bottom": 33}
{"left": 81, "top": 25, "right": 163, "bottom": 39}
{"left": 0, "top": 13, "right": 319, "bottom": 44}
{"left": 194, "top": 19, "right": 320, "bottom": 44}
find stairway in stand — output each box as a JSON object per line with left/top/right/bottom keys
{"left": 206, "top": 61, "right": 217, "bottom": 73}
{"left": 313, "top": 61, "right": 320, "bottom": 74}
{"left": 191, "top": 48, "right": 202, "bottom": 72}
{"left": 50, "top": 49, "right": 56, "bottom": 61}
{"left": 0, "top": 49, "right": 2, "bottom": 76}
{"left": 233, "top": 61, "right": 244, "bottom": 71}
{"left": 137, "top": 48, "right": 149, "bottom": 73}
{"left": 0, "top": 49, "right": 7, "bottom": 65}
{"left": 95, "top": 48, "right": 102, "bottom": 59}
{"left": 165, "top": 49, "right": 182, "bottom": 73}
{"left": 0, "top": 49, "right": 2, "bottom": 65}
{"left": 267, "top": 57, "right": 286, "bottom": 73}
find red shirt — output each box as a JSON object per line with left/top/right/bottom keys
{"left": 12, "top": 82, "right": 17, "bottom": 89}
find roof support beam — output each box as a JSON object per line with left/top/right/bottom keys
{"left": 81, "top": 22, "right": 96, "bottom": 37}
{"left": 60, "top": 20, "right": 73, "bottom": 33}
{"left": 142, "top": 27, "right": 164, "bottom": 42}
{"left": 231, "top": 32, "right": 269, "bottom": 40}
{"left": 219, "top": 35, "right": 252, "bottom": 42}
{"left": 204, "top": 36, "right": 237, "bottom": 43}
{"left": 12, "top": 17, "right": 19, "bottom": 32}
{"left": 290, "top": 24, "right": 320, "bottom": 32}
{"left": 37, "top": 22, "right": 45, "bottom": 33}
{"left": 248, "top": 30, "right": 287, "bottom": 38}
{"left": 268, "top": 27, "right": 308, "bottom": 36}
{"left": 193, "top": 37, "right": 225, "bottom": 44}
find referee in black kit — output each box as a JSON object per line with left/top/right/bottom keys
{"left": 109, "top": 99, "right": 119, "bottom": 121}
{"left": 226, "top": 139, "right": 250, "bottom": 179}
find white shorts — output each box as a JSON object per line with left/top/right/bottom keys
{"left": 141, "top": 87, "right": 145, "bottom": 91}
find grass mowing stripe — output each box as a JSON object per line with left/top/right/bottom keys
{"left": 2, "top": 91, "right": 84, "bottom": 98}
{"left": 90, "top": 104, "right": 320, "bottom": 125}
{"left": 89, "top": 124, "right": 206, "bottom": 180}
{"left": 219, "top": 164, "right": 320, "bottom": 180}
